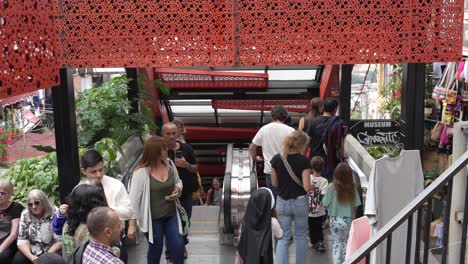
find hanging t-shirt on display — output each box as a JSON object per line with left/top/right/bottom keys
{"left": 364, "top": 150, "right": 424, "bottom": 264}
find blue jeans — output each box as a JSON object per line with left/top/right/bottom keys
{"left": 146, "top": 215, "right": 184, "bottom": 264}
{"left": 264, "top": 173, "right": 278, "bottom": 203}
{"left": 276, "top": 195, "right": 308, "bottom": 264}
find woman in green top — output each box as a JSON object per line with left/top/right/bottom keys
{"left": 322, "top": 162, "right": 361, "bottom": 264}
{"left": 62, "top": 184, "right": 107, "bottom": 260}
{"left": 128, "top": 136, "right": 184, "bottom": 264}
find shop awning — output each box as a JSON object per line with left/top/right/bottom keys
{"left": 1, "top": 91, "right": 37, "bottom": 107}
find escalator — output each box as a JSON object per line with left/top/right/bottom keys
{"left": 219, "top": 144, "right": 258, "bottom": 246}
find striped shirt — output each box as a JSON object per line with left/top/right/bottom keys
{"left": 83, "top": 240, "right": 123, "bottom": 264}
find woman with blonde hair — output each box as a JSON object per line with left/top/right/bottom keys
{"left": 0, "top": 180, "right": 24, "bottom": 264}
{"left": 322, "top": 162, "right": 361, "bottom": 264}
{"left": 13, "top": 189, "right": 61, "bottom": 264}
{"left": 271, "top": 130, "right": 313, "bottom": 264}
{"left": 128, "top": 136, "right": 184, "bottom": 264}
{"left": 298, "top": 97, "right": 323, "bottom": 131}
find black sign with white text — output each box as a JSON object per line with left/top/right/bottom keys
{"left": 349, "top": 120, "right": 402, "bottom": 146}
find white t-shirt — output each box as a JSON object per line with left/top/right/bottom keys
{"left": 308, "top": 175, "right": 329, "bottom": 217}
{"left": 365, "top": 150, "right": 424, "bottom": 264}
{"left": 252, "top": 122, "right": 295, "bottom": 174}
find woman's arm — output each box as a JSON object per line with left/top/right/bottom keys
{"left": 298, "top": 117, "right": 305, "bottom": 131}
{"left": 17, "top": 244, "right": 38, "bottom": 262}
{"left": 301, "top": 169, "right": 312, "bottom": 192}
{"left": 271, "top": 217, "right": 283, "bottom": 239}
{"left": 205, "top": 189, "right": 213, "bottom": 206}
{"left": 271, "top": 168, "right": 279, "bottom": 187}
{"left": 0, "top": 218, "right": 19, "bottom": 252}
{"left": 47, "top": 242, "right": 62, "bottom": 253}
{"left": 127, "top": 219, "right": 137, "bottom": 240}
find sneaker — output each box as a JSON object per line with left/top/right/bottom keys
{"left": 308, "top": 241, "right": 314, "bottom": 248}
{"left": 315, "top": 241, "right": 326, "bottom": 253}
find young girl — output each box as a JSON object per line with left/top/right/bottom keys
{"left": 237, "top": 187, "right": 283, "bottom": 264}
{"left": 322, "top": 162, "right": 361, "bottom": 264}
{"left": 205, "top": 178, "right": 222, "bottom": 206}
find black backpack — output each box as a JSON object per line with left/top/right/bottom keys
{"left": 66, "top": 240, "right": 90, "bottom": 264}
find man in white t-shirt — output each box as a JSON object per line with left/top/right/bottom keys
{"left": 249, "top": 106, "right": 295, "bottom": 199}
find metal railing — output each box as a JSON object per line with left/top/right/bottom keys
{"left": 345, "top": 150, "right": 468, "bottom": 264}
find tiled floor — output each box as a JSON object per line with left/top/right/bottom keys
{"left": 127, "top": 206, "right": 334, "bottom": 264}
{"left": 127, "top": 231, "right": 334, "bottom": 264}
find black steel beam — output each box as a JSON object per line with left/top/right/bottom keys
{"left": 125, "top": 68, "right": 139, "bottom": 114}
{"left": 52, "top": 69, "right": 80, "bottom": 203}
{"left": 400, "top": 63, "right": 425, "bottom": 151}
{"left": 340, "top": 64, "right": 354, "bottom": 123}
{"left": 125, "top": 68, "right": 139, "bottom": 129}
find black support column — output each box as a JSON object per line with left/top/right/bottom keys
{"left": 52, "top": 68, "right": 80, "bottom": 202}
{"left": 339, "top": 64, "right": 354, "bottom": 123}
{"left": 125, "top": 68, "right": 139, "bottom": 115}
{"left": 400, "top": 63, "right": 425, "bottom": 151}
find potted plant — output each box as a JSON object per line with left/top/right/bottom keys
{"left": 424, "top": 99, "right": 435, "bottom": 117}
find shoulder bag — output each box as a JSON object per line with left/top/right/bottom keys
{"left": 280, "top": 155, "right": 303, "bottom": 188}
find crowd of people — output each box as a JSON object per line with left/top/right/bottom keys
{"left": 0, "top": 120, "right": 202, "bottom": 264}
{"left": 0, "top": 97, "right": 359, "bottom": 264}
{"left": 240, "top": 98, "right": 363, "bottom": 264}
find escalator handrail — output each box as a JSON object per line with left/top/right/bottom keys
{"left": 223, "top": 144, "right": 234, "bottom": 234}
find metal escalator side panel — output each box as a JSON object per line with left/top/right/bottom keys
{"left": 231, "top": 148, "right": 256, "bottom": 246}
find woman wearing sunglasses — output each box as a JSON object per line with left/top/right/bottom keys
{"left": 0, "top": 180, "right": 24, "bottom": 264}
{"left": 13, "top": 189, "right": 61, "bottom": 264}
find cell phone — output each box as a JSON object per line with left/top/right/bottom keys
{"left": 165, "top": 192, "right": 179, "bottom": 200}
{"left": 175, "top": 150, "right": 183, "bottom": 159}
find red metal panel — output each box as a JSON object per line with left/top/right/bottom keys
{"left": 58, "top": 1, "right": 235, "bottom": 68}
{"left": 1, "top": 0, "right": 463, "bottom": 98}
{"left": 319, "top": 65, "right": 340, "bottom": 99}
{"left": 212, "top": 100, "right": 310, "bottom": 113}
{"left": 154, "top": 68, "right": 268, "bottom": 89}
{"left": 236, "top": 0, "right": 462, "bottom": 66}
{"left": 185, "top": 126, "right": 258, "bottom": 141}
{"left": 58, "top": 0, "right": 462, "bottom": 68}
{"left": 0, "top": 0, "right": 59, "bottom": 99}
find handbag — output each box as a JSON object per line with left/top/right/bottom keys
{"left": 445, "top": 79, "right": 458, "bottom": 105}
{"left": 175, "top": 199, "right": 190, "bottom": 236}
{"left": 431, "top": 122, "right": 444, "bottom": 141}
{"left": 432, "top": 62, "right": 456, "bottom": 100}
{"left": 280, "top": 155, "right": 303, "bottom": 187}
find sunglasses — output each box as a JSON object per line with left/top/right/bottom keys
{"left": 27, "top": 201, "right": 41, "bottom": 208}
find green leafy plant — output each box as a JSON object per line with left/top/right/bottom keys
{"left": 1, "top": 152, "right": 59, "bottom": 205}
{"left": 379, "top": 64, "right": 402, "bottom": 119}
{"left": 366, "top": 145, "right": 402, "bottom": 160}
{"left": 1, "top": 148, "right": 90, "bottom": 205}
{"left": 93, "top": 137, "right": 123, "bottom": 177}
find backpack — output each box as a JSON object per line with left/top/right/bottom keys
{"left": 321, "top": 116, "right": 347, "bottom": 165}
{"left": 66, "top": 240, "right": 90, "bottom": 264}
